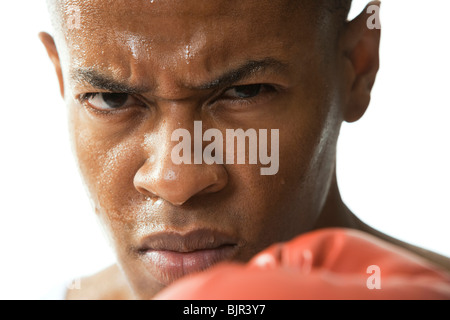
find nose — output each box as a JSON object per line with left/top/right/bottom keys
{"left": 133, "top": 127, "right": 228, "bottom": 206}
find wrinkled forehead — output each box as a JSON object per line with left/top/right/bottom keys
{"left": 50, "top": 0, "right": 330, "bottom": 89}
{"left": 52, "top": 0, "right": 307, "bottom": 37}
{"left": 50, "top": 0, "right": 325, "bottom": 48}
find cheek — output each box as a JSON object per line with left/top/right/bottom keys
{"left": 69, "top": 107, "right": 145, "bottom": 226}
{"left": 226, "top": 106, "right": 336, "bottom": 252}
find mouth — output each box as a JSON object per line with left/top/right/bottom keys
{"left": 137, "top": 229, "right": 239, "bottom": 285}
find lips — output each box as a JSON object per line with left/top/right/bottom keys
{"left": 137, "top": 229, "right": 239, "bottom": 285}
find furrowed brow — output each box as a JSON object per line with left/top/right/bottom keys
{"left": 71, "top": 58, "right": 289, "bottom": 94}
{"left": 71, "top": 68, "right": 148, "bottom": 94}
{"left": 193, "top": 58, "right": 290, "bottom": 90}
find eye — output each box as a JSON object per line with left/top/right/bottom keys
{"left": 80, "top": 93, "right": 138, "bottom": 111}
{"left": 224, "top": 84, "right": 264, "bottom": 99}
{"left": 220, "top": 84, "right": 278, "bottom": 105}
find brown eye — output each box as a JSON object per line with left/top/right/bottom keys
{"left": 226, "top": 84, "right": 263, "bottom": 99}
{"left": 101, "top": 93, "right": 129, "bottom": 109}
{"left": 82, "top": 93, "right": 134, "bottom": 110}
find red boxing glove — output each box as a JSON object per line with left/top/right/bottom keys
{"left": 154, "top": 228, "right": 450, "bottom": 300}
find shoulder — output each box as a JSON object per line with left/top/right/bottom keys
{"left": 65, "top": 264, "right": 134, "bottom": 300}
{"left": 356, "top": 222, "right": 450, "bottom": 272}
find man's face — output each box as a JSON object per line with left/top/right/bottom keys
{"left": 53, "top": 0, "right": 344, "bottom": 298}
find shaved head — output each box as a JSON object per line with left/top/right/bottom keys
{"left": 46, "top": 0, "right": 353, "bottom": 31}
{"left": 46, "top": 0, "right": 354, "bottom": 66}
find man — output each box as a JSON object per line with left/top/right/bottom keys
{"left": 40, "top": 0, "right": 449, "bottom": 299}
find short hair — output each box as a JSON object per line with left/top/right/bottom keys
{"left": 47, "top": 0, "right": 353, "bottom": 24}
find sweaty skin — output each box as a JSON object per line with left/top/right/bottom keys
{"left": 40, "top": 0, "right": 449, "bottom": 299}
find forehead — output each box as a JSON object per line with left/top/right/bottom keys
{"left": 54, "top": 0, "right": 325, "bottom": 89}
{"left": 55, "top": 0, "right": 304, "bottom": 26}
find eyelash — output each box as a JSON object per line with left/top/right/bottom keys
{"left": 77, "top": 84, "right": 278, "bottom": 113}
{"left": 78, "top": 93, "right": 101, "bottom": 105}
{"left": 78, "top": 92, "right": 141, "bottom": 114}
{"left": 217, "top": 84, "right": 277, "bottom": 106}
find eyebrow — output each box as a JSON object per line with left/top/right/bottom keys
{"left": 193, "top": 58, "right": 290, "bottom": 90}
{"left": 71, "top": 58, "right": 290, "bottom": 94}
{"left": 71, "top": 69, "right": 148, "bottom": 94}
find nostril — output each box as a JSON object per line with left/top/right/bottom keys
{"left": 198, "top": 179, "right": 226, "bottom": 196}
{"left": 135, "top": 185, "right": 154, "bottom": 197}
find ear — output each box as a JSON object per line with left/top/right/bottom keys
{"left": 341, "top": 1, "right": 381, "bottom": 123}
{"left": 39, "top": 32, "right": 65, "bottom": 99}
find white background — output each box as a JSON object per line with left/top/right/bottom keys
{"left": 0, "top": 0, "right": 449, "bottom": 299}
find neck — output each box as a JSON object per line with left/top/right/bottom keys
{"left": 313, "top": 170, "right": 362, "bottom": 231}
